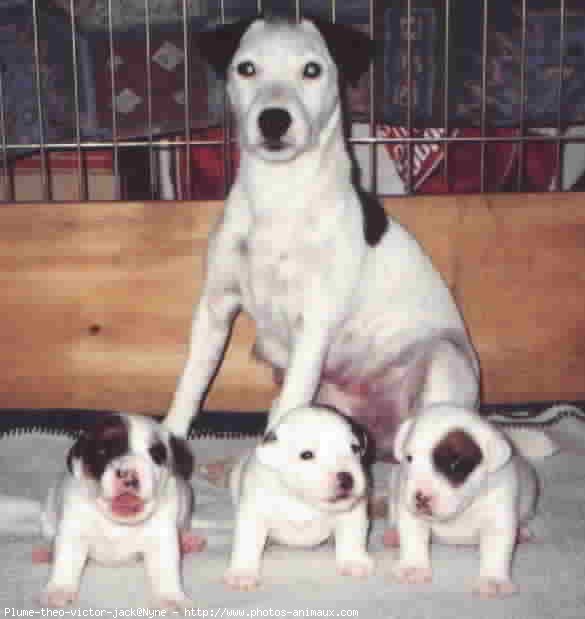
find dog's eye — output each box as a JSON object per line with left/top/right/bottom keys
{"left": 236, "top": 61, "right": 256, "bottom": 78}
{"left": 300, "top": 450, "right": 315, "bottom": 460}
{"left": 303, "top": 61, "right": 322, "bottom": 79}
{"left": 405, "top": 455, "right": 413, "bottom": 463}
{"left": 351, "top": 443, "right": 361, "bottom": 455}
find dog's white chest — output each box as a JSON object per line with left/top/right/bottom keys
{"left": 240, "top": 223, "right": 322, "bottom": 332}
{"left": 267, "top": 512, "right": 334, "bottom": 547}
{"left": 84, "top": 520, "right": 145, "bottom": 565}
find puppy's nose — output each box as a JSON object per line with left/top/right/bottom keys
{"left": 258, "top": 108, "right": 291, "bottom": 140}
{"left": 116, "top": 468, "right": 140, "bottom": 491}
{"left": 337, "top": 471, "right": 354, "bottom": 492}
{"left": 415, "top": 490, "right": 432, "bottom": 514}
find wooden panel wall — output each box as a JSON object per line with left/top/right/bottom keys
{"left": 0, "top": 193, "right": 583, "bottom": 415}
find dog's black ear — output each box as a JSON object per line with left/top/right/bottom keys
{"left": 309, "top": 17, "right": 375, "bottom": 86}
{"left": 170, "top": 435, "right": 194, "bottom": 480}
{"left": 196, "top": 19, "right": 256, "bottom": 77}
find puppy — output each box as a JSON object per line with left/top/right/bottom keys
{"left": 164, "top": 16, "right": 479, "bottom": 456}
{"left": 224, "top": 405, "right": 373, "bottom": 591}
{"left": 386, "top": 404, "right": 539, "bottom": 598}
{"left": 37, "top": 413, "right": 205, "bottom": 609}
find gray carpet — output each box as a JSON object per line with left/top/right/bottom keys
{"left": 0, "top": 406, "right": 584, "bottom": 616}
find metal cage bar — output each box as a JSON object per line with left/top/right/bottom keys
{"left": 0, "top": 0, "right": 583, "bottom": 203}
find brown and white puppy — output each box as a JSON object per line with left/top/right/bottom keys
{"left": 225, "top": 406, "right": 373, "bottom": 591}
{"left": 386, "top": 404, "right": 539, "bottom": 598}
{"left": 37, "top": 413, "right": 204, "bottom": 609}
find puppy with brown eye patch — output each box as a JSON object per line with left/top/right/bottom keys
{"left": 36, "top": 413, "right": 205, "bottom": 610}
{"left": 384, "top": 404, "right": 543, "bottom": 599}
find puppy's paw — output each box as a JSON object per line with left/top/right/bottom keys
{"left": 180, "top": 530, "right": 207, "bottom": 555}
{"left": 382, "top": 527, "right": 400, "bottom": 548}
{"left": 38, "top": 586, "right": 78, "bottom": 607}
{"left": 393, "top": 563, "right": 432, "bottom": 585}
{"left": 337, "top": 557, "right": 375, "bottom": 578}
{"left": 152, "top": 592, "right": 194, "bottom": 610}
{"left": 473, "top": 578, "right": 518, "bottom": 599}
{"left": 223, "top": 568, "right": 261, "bottom": 591}
{"left": 32, "top": 546, "right": 53, "bottom": 564}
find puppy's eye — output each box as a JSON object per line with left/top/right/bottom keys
{"left": 236, "top": 61, "right": 256, "bottom": 77}
{"left": 405, "top": 455, "right": 413, "bottom": 463}
{"left": 303, "top": 61, "right": 322, "bottom": 79}
{"left": 300, "top": 450, "right": 315, "bottom": 460}
{"left": 351, "top": 443, "right": 361, "bottom": 455}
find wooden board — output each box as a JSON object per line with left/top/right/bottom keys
{"left": 0, "top": 193, "right": 583, "bottom": 414}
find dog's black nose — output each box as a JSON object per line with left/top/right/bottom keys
{"left": 258, "top": 108, "right": 291, "bottom": 141}
{"left": 337, "top": 471, "right": 354, "bottom": 492}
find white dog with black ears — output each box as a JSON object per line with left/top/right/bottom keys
{"left": 36, "top": 413, "right": 205, "bottom": 609}
{"left": 386, "top": 404, "right": 549, "bottom": 598}
{"left": 225, "top": 405, "right": 373, "bottom": 591}
{"left": 163, "top": 14, "right": 479, "bottom": 456}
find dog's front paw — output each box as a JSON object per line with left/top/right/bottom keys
{"left": 392, "top": 563, "right": 432, "bottom": 585}
{"left": 472, "top": 577, "right": 518, "bottom": 599}
{"left": 38, "top": 586, "right": 78, "bottom": 607}
{"left": 337, "top": 557, "right": 375, "bottom": 578}
{"left": 152, "top": 592, "right": 194, "bottom": 611}
{"left": 223, "top": 567, "right": 261, "bottom": 591}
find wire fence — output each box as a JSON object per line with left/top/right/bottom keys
{"left": 1, "top": 0, "right": 584, "bottom": 201}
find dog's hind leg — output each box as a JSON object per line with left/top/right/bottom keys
{"left": 418, "top": 336, "right": 480, "bottom": 412}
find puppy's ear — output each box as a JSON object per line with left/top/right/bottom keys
{"left": 484, "top": 431, "right": 512, "bottom": 474}
{"left": 309, "top": 17, "right": 375, "bottom": 86}
{"left": 255, "top": 430, "right": 284, "bottom": 469}
{"left": 196, "top": 19, "right": 256, "bottom": 77}
{"left": 170, "top": 435, "right": 194, "bottom": 480}
{"left": 393, "top": 419, "right": 415, "bottom": 463}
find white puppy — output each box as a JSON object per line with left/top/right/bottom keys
{"left": 164, "top": 16, "right": 479, "bottom": 456}
{"left": 224, "top": 405, "right": 373, "bottom": 591}
{"left": 37, "top": 413, "right": 205, "bottom": 609}
{"left": 386, "top": 404, "right": 539, "bottom": 598}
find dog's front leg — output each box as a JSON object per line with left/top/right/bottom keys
{"left": 269, "top": 241, "right": 363, "bottom": 425}
{"left": 269, "top": 291, "right": 351, "bottom": 426}
{"left": 224, "top": 502, "right": 268, "bottom": 591}
{"left": 144, "top": 525, "right": 193, "bottom": 610}
{"left": 392, "top": 508, "right": 432, "bottom": 585}
{"left": 473, "top": 515, "right": 518, "bottom": 598}
{"left": 38, "top": 525, "right": 88, "bottom": 607}
{"left": 165, "top": 289, "right": 239, "bottom": 437}
{"left": 335, "top": 500, "right": 374, "bottom": 578}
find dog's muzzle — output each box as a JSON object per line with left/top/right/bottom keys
{"left": 330, "top": 471, "right": 356, "bottom": 502}
{"left": 258, "top": 107, "right": 292, "bottom": 150}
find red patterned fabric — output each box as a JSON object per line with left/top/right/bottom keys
{"left": 173, "top": 128, "right": 239, "bottom": 201}
{"left": 382, "top": 126, "right": 558, "bottom": 193}
{"left": 92, "top": 27, "right": 209, "bottom": 139}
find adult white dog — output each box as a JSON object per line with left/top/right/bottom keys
{"left": 37, "top": 413, "right": 204, "bottom": 609}
{"left": 164, "top": 15, "right": 479, "bottom": 455}
{"left": 386, "top": 404, "right": 541, "bottom": 598}
{"left": 225, "top": 405, "right": 373, "bottom": 591}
